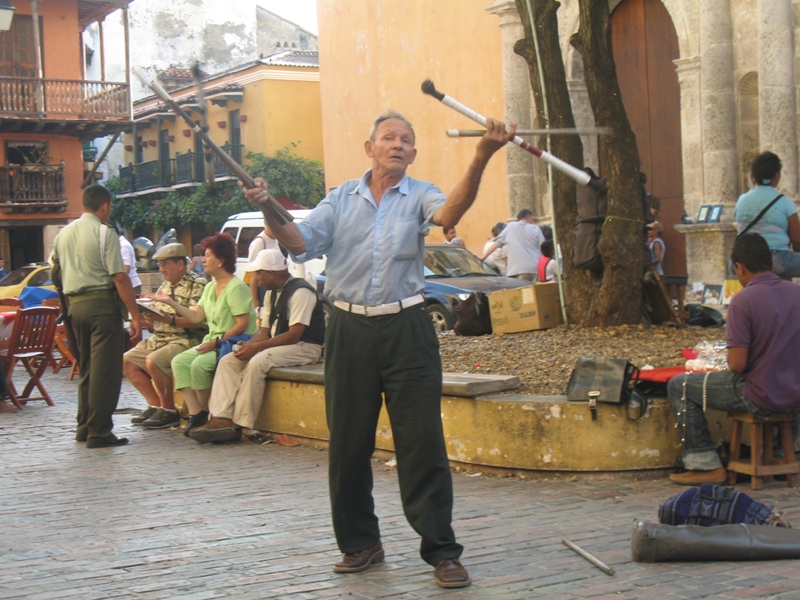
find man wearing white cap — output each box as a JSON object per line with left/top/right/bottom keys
{"left": 124, "top": 242, "right": 208, "bottom": 430}
{"left": 189, "top": 248, "right": 325, "bottom": 443}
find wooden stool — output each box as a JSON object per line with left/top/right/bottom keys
{"left": 663, "top": 276, "right": 687, "bottom": 314}
{"left": 727, "top": 412, "right": 799, "bottom": 490}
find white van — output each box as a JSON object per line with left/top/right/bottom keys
{"left": 220, "top": 211, "right": 326, "bottom": 284}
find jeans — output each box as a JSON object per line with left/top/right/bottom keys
{"left": 771, "top": 249, "right": 800, "bottom": 279}
{"left": 667, "top": 371, "right": 772, "bottom": 470}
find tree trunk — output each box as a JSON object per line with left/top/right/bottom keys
{"left": 513, "top": 0, "right": 600, "bottom": 325}
{"left": 569, "top": 0, "right": 647, "bottom": 325}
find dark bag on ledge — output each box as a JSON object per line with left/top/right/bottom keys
{"left": 452, "top": 292, "right": 492, "bottom": 336}
{"left": 566, "top": 358, "right": 646, "bottom": 421}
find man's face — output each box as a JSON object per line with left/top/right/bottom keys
{"left": 159, "top": 258, "right": 186, "bottom": 284}
{"left": 257, "top": 270, "right": 282, "bottom": 290}
{"left": 365, "top": 118, "right": 417, "bottom": 177}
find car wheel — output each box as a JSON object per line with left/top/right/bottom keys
{"left": 427, "top": 303, "right": 453, "bottom": 332}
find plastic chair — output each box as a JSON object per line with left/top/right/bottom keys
{"left": 0, "top": 306, "right": 59, "bottom": 410}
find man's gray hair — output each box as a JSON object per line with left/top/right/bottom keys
{"left": 370, "top": 110, "right": 415, "bottom": 142}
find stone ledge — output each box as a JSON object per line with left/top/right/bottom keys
{"left": 267, "top": 363, "right": 520, "bottom": 398}
{"left": 249, "top": 370, "right": 735, "bottom": 471}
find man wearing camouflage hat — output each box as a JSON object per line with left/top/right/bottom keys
{"left": 123, "top": 242, "right": 207, "bottom": 430}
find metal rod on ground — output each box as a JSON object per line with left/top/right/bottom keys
{"left": 447, "top": 127, "right": 611, "bottom": 137}
{"left": 561, "top": 538, "right": 615, "bottom": 576}
{"left": 421, "top": 80, "right": 591, "bottom": 187}
{"left": 131, "top": 67, "right": 292, "bottom": 225}
{"left": 82, "top": 132, "right": 120, "bottom": 188}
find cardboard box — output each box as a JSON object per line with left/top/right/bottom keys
{"left": 487, "top": 283, "right": 563, "bottom": 333}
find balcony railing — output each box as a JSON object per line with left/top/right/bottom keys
{"left": 0, "top": 163, "right": 68, "bottom": 212}
{"left": 0, "top": 77, "right": 130, "bottom": 119}
{"left": 117, "top": 144, "right": 244, "bottom": 194}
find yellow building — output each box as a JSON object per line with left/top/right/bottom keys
{"left": 317, "top": 0, "right": 507, "bottom": 253}
{"left": 118, "top": 50, "right": 322, "bottom": 244}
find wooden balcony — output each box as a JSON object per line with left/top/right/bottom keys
{"left": 117, "top": 144, "right": 244, "bottom": 196}
{"left": 0, "top": 163, "right": 68, "bottom": 213}
{"left": 0, "top": 77, "right": 131, "bottom": 139}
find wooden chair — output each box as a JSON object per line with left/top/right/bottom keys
{"left": 40, "top": 298, "right": 62, "bottom": 370}
{"left": 0, "top": 306, "right": 59, "bottom": 410}
{"left": 52, "top": 323, "right": 79, "bottom": 380}
{"left": 727, "top": 412, "right": 799, "bottom": 490}
{"left": 0, "top": 298, "right": 23, "bottom": 308}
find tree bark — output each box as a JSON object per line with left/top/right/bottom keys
{"left": 569, "top": 0, "right": 647, "bottom": 325}
{"left": 513, "top": 0, "right": 598, "bottom": 324}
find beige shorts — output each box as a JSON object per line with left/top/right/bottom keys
{"left": 123, "top": 340, "right": 188, "bottom": 376}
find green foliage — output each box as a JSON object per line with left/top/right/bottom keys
{"left": 153, "top": 184, "right": 251, "bottom": 234}
{"left": 108, "top": 176, "right": 155, "bottom": 234}
{"left": 108, "top": 145, "right": 324, "bottom": 235}
{"left": 241, "top": 144, "right": 325, "bottom": 207}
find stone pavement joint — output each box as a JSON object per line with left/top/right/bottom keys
{"left": 2, "top": 369, "right": 800, "bottom": 598}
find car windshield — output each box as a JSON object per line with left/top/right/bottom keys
{"left": 424, "top": 247, "right": 497, "bottom": 278}
{"left": 0, "top": 266, "right": 36, "bottom": 286}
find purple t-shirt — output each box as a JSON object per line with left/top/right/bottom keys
{"left": 726, "top": 272, "right": 800, "bottom": 411}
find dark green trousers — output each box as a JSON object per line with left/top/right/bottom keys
{"left": 70, "top": 296, "right": 126, "bottom": 442}
{"left": 325, "top": 304, "right": 462, "bottom": 566}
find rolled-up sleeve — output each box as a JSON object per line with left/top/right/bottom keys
{"left": 291, "top": 194, "right": 338, "bottom": 263}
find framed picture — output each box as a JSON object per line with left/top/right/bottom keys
{"left": 702, "top": 284, "right": 723, "bottom": 305}
{"left": 722, "top": 279, "right": 743, "bottom": 305}
{"left": 708, "top": 204, "right": 723, "bottom": 223}
{"left": 697, "top": 204, "right": 711, "bottom": 223}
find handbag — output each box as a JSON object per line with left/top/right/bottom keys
{"left": 565, "top": 358, "right": 645, "bottom": 421}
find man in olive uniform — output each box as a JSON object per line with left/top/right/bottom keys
{"left": 52, "top": 184, "right": 141, "bottom": 448}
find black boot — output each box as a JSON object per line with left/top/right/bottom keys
{"left": 183, "top": 410, "right": 209, "bottom": 437}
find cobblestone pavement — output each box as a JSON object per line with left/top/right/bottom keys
{"left": 2, "top": 369, "right": 800, "bottom": 599}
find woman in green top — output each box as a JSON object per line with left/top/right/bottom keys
{"left": 154, "top": 233, "right": 257, "bottom": 436}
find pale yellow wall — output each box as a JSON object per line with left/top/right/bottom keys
{"left": 251, "top": 75, "right": 324, "bottom": 162}
{"left": 317, "top": 0, "right": 509, "bottom": 253}
{"left": 125, "top": 65, "right": 323, "bottom": 167}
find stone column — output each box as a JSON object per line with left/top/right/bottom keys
{"left": 699, "top": 0, "right": 738, "bottom": 214}
{"left": 487, "top": 0, "right": 537, "bottom": 219}
{"left": 757, "top": 0, "right": 797, "bottom": 195}
{"left": 674, "top": 57, "right": 702, "bottom": 218}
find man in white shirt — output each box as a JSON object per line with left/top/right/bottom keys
{"left": 247, "top": 220, "right": 280, "bottom": 308}
{"left": 118, "top": 229, "right": 142, "bottom": 297}
{"left": 479, "top": 209, "right": 544, "bottom": 280}
{"left": 189, "top": 249, "right": 325, "bottom": 443}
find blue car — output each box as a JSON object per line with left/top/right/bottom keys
{"left": 316, "top": 244, "right": 530, "bottom": 331}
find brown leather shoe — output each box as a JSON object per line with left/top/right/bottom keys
{"left": 434, "top": 558, "right": 471, "bottom": 588}
{"left": 669, "top": 467, "right": 727, "bottom": 485}
{"left": 333, "top": 540, "right": 384, "bottom": 573}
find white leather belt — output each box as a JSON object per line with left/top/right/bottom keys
{"left": 333, "top": 294, "right": 425, "bottom": 317}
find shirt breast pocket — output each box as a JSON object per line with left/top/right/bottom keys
{"left": 391, "top": 216, "right": 422, "bottom": 261}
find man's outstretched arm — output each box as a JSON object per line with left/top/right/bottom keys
{"left": 242, "top": 180, "right": 307, "bottom": 255}
{"left": 432, "top": 118, "right": 515, "bottom": 227}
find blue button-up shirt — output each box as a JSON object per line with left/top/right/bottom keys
{"left": 292, "top": 170, "right": 446, "bottom": 305}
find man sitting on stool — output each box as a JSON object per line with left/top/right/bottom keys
{"left": 667, "top": 233, "right": 800, "bottom": 484}
{"left": 189, "top": 249, "right": 325, "bottom": 443}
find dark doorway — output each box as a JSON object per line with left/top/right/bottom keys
{"left": 611, "top": 0, "right": 685, "bottom": 277}
{"left": 9, "top": 226, "right": 44, "bottom": 268}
